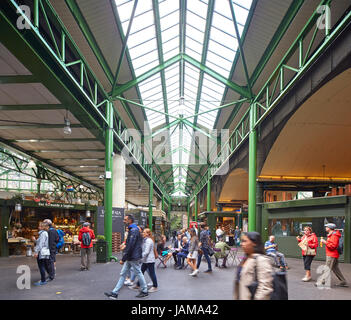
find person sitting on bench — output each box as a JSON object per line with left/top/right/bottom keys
{"left": 176, "top": 236, "right": 189, "bottom": 269}
{"left": 264, "top": 235, "right": 287, "bottom": 271}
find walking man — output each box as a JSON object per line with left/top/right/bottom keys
{"left": 78, "top": 222, "right": 95, "bottom": 271}
{"left": 197, "top": 224, "right": 212, "bottom": 273}
{"left": 104, "top": 214, "right": 148, "bottom": 299}
{"left": 43, "top": 219, "right": 59, "bottom": 281}
{"left": 316, "top": 223, "right": 348, "bottom": 288}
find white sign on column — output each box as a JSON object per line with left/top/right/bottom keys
{"left": 112, "top": 153, "right": 125, "bottom": 209}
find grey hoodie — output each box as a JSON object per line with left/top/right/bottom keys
{"left": 142, "top": 237, "right": 155, "bottom": 263}
{"left": 34, "top": 230, "right": 50, "bottom": 259}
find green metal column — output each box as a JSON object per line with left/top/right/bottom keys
{"left": 149, "top": 168, "right": 153, "bottom": 231}
{"left": 194, "top": 194, "right": 198, "bottom": 223}
{"left": 345, "top": 197, "right": 351, "bottom": 263}
{"left": 104, "top": 101, "right": 113, "bottom": 259}
{"left": 0, "top": 201, "right": 9, "bottom": 257}
{"left": 207, "top": 172, "right": 211, "bottom": 212}
{"left": 187, "top": 198, "right": 190, "bottom": 228}
{"left": 248, "top": 104, "right": 257, "bottom": 232}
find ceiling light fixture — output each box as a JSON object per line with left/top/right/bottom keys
{"left": 63, "top": 109, "right": 72, "bottom": 135}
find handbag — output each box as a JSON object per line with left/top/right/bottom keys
{"left": 306, "top": 246, "right": 316, "bottom": 256}
{"left": 247, "top": 257, "right": 258, "bottom": 300}
{"left": 208, "top": 247, "right": 215, "bottom": 256}
{"left": 40, "top": 247, "right": 50, "bottom": 256}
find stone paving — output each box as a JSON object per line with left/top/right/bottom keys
{"left": 1, "top": 251, "right": 351, "bottom": 300}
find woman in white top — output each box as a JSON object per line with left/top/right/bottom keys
{"left": 134, "top": 228, "right": 158, "bottom": 292}
{"left": 187, "top": 228, "right": 199, "bottom": 277}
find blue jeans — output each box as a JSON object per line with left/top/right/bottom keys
{"left": 267, "top": 251, "right": 287, "bottom": 267}
{"left": 177, "top": 252, "right": 188, "bottom": 267}
{"left": 112, "top": 260, "right": 147, "bottom": 294}
{"left": 138, "top": 263, "right": 158, "bottom": 288}
{"left": 197, "top": 247, "right": 212, "bottom": 270}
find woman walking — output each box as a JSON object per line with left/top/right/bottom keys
{"left": 186, "top": 228, "right": 199, "bottom": 277}
{"left": 234, "top": 232, "right": 273, "bottom": 300}
{"left": 296, "top": 226, "right": 318, "bottom": 282}
{"left": 33, "top": 221, "right": 51, "bottom": 286}
{"left": 133, "top": 228, "right": 158, "bottom": 292}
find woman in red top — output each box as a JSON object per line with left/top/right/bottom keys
{"left": 296, "top": 226, "right": 318, "bottom": 282}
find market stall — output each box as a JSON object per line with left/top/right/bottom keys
{"left": 0, "top": 199, "right": 97, "bottom": 257}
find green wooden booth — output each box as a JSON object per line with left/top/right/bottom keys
{"left": 259, "top": 196, "right": 351, "bottom": 263}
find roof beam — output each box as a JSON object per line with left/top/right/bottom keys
{"left": 64, "top": 0, "right": 114, "bottom": 84}
{"left": 0, "top": 104, "right": 65, "bottom": 110}
{"left": 182, "top": 54, "right": 251, "bottom": 99}
{"left": 221, "top": 0, "right": 304, "bottom": 129}
{"left": 153, "top": 0, "right": 170, "bottom": 125}
{"left": 10, "top": 138, "right": 98, "bottom": 143}
{"left": 0, "top": 75, "right": 37, "bottom": 83}
{"left": 229, "top": 0, "right": 253, "bottom": 99}
{"left": 0, "top": 124, "right": 84, "bottom": 129}
{"left": 111, "top": 54, "right": 182, "bottom": 97}
{"left": 111, "top": 0, "right": 139, "bottom": 93}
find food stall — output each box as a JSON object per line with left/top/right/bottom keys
{"left": 0, "top": 198, "right": 97, "bottom": 257}
{"left": 198, "top": 211, "right": 247, "bottom": 243}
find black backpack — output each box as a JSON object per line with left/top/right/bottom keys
{"left": 270, "top": 271, "right": 288, "bottom": 300}
{"left": 250, "top": 255, "right": 288, "bottom": 300}
{"left": 333, "top": 231, "right": 344, "bottom": 255}
{"left": 82, "top": 231, "right": 92, "bottom": 246}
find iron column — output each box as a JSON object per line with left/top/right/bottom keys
{"left": 149, "top": 167, "right": 153, "bottom": 231}
{"left": 104, "top": 101, "right": 113, "bottom": 258}
{"left": 194, "top": 194, "right": 198, "bottom": 223}
{"left": 207, "top": 171, "right": 211, "bottom": 212}
{"left": 248, "top": 104, "right": 257, "bottom": 232}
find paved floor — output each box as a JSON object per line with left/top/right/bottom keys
{"left": 1, "top": 251, "right": 351, "bottom": 300}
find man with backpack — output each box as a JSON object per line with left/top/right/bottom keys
{"left": 43, "top": 219, "right": 59, "bottom": 281}
{"left": 78, "top": 222, "right": 95, "bottom": 271}
{"left": 316, "top": 223, "right": 348, "bottom": 288}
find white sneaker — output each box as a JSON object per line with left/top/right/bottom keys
{"left": 129, "top": 284, "right": 140, "bottom": 290}
{"left": 147, "top": 282, "right": 153, "bottom": 287}
{"left": 148, "top": 287, "right": 158, "bottom": 293}
{"left": 124, "top": 279, "right": 132, "bottom": 286}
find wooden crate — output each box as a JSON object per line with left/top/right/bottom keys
{"left": 112, "top": 232, "right": 122, "bottom": 253}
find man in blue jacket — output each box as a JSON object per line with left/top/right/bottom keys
{"left": 176, "top": 236, "right": 189, "bottom": 269}
{"left": 104, "top": 214, "right": 148, "bottom": 299}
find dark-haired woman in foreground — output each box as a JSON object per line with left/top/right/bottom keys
{"left": 234, "top": 232, "right": 273, "bottom": 300}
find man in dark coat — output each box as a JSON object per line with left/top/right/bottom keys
{"left": 104, "top": 214, "right": 148, "bottom": 299}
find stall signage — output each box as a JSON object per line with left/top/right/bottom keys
{"left": 37, "top": 202, "right": 75, "bottom": 209}
{"left": 138, "top": 211, "right": 148, "bottom": 228}
{"left": 97, "top": 207, "right": 125, "bottom": 239}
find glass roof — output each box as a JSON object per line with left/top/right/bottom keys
{"left": 114, "top": 0, "right": 253, "bottom": 197}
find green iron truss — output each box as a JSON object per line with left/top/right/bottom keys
{"left": 190, "top": 0, "right": 351, "bottom": 201}
{"left": 0, "top": 146, "right": 103, "bottom": 202}
{"left": 1, "top": 0, "right": 346, "bottom": 204}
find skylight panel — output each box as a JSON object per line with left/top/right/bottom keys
{"left": 159, "top": 0, "right": 179, "bottom": 17}
{"left": 187, "top": 0, "right": 208, "bottom": 19}
{"left": 160, "top": 10, "right": 179, "bottom": 31}
{"left": 208, "top": 40, "right": 236, "bottom": 63}
{"left": 115, "top": 0, "right": 134, "bottom": 22}
{"left": 232, "top": 3, "right": 251, "bottom": 25}
{"left": 126, "top": 26, "right": 156, "bottom": 48}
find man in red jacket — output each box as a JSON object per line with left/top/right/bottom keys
{"left": 78, "top": 222, "right": 95, "bottom": 271}
{"left": 315, "top": 223, "right": 348, "bottom": 288}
